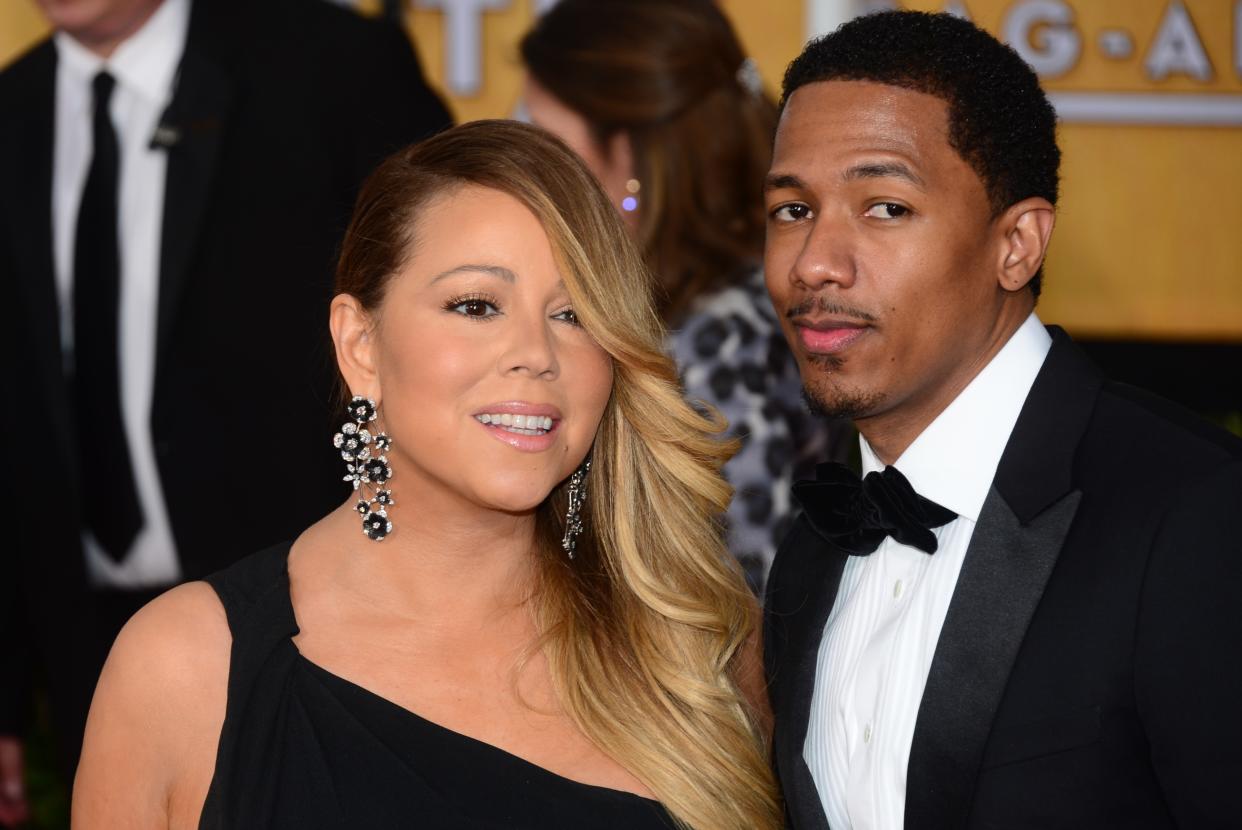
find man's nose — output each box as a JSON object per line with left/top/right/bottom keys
{"left": 791, "top": 213, "right": 858, "bottom": 292}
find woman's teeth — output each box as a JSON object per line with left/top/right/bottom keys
{"left": 475, "top": 413, "right": 554, "bottom": 435}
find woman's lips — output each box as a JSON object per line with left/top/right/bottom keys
{"left": 472, "top": 402, "right": 562, "bottom": 453}
{"left": 796, "top": 322, "right": 869, "bottom": 354}
{"left": 478, "top": 419, "right": 559, "bottom": 452}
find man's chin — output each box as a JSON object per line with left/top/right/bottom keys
{"left": 802, "top": 384, "right": 884, "bottom": 422}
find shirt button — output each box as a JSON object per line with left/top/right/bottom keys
{"left": 863, "top": 723, "right": 873, "bottom": 743}
{"left": 893, "top": 579, "right": 904, "bottom": 599}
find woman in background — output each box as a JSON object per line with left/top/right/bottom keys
{"left": 521, "top": 0, "right": 848, "bottom": 594}
{"left": 73, "top": 121, "right": 781, "bottom": 830}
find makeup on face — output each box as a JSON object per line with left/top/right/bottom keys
{"left": 364, "top": 186, "right": 613, "bottom": 514}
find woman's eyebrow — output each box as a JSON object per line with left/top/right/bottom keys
{"left": 429, "top": 263, "right": 518, "bottom": 284}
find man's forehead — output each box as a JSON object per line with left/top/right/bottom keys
{"left": 773, "top": 80, "right": 951, "bottom": 172}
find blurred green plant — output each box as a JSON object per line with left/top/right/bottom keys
{"left": 23, "top": 697, "right": 69, "bottom": 830}
{"left": 1217, "top": 410, "right": 1242, "bottom": 437}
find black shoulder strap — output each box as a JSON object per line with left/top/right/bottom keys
{"left": 203, "top": 541, "right": 298, "bottom": 642}
{"left": 199, "top": 541, "right": 299, "bottom": 828}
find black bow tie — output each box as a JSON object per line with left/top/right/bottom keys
{"left": 792, "top": 462, "right": 957, "bottom": 556}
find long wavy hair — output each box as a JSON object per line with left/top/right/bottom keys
{"left": 521, "top": 0, "right": 779, "bottom": 323}
{"left": 333, "top": 120, "right": 781, "bottom": 830}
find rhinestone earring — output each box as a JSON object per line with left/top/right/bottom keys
{"left": 621, "top": 178, "right": 640, "bottom": 213}
{"left": 561, "top": 458, "right": 591, "bottom": 559}
{"left": 334, "top": 395, "right": 395, "bottom": 541}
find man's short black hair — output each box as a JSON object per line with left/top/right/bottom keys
{"left": 781, "top": 11, "right": 1059, "bottom": 297}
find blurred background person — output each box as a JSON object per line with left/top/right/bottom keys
{"left": 519, "top": 0, "right": 849, "bottom": 595}
{"left": 0, "top": 0, "right": 449, "bottom": 822}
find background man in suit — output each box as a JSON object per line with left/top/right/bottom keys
{"left": 0, "top": 0, "right": 449, "bottom": 821}
{"left": 762, "top": 12, "right": 1242, "bottom": 829}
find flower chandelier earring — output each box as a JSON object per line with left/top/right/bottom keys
{"left": 334, "top": 395, "right": 395, "bottom": 541}
{"left": 561, "top": 458, "right": 591, "bottom": 559}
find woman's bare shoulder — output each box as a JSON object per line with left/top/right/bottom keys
{"left": 73, "top": 582, "right": 232, "bottom": 827}
{"left": 108, "top": 581, "right": 232, "bottom": 695}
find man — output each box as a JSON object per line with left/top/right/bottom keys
{"left": 0, "top": 0, "right": 449, "bottom": 821}
{"left": 762, "top": 12, "right": 1242, "bottom": 829}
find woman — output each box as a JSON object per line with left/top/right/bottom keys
{"left": 520, "top": 0, "right": 848, "bottom": 594}
{"left": 72, "top": 121, "right": 781, "bottom": 829}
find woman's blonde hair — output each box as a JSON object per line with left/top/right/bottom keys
{"left": 333, "top": 119, "right": 781, "bottom": 830}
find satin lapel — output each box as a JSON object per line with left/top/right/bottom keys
{"left": 904, "top": 486, "right": 1081, "bottom": 828}
{"left": 904, "top": 328, "right": 1102, "bottom": 828}
{"left": 153, "top": 43, "right": 232, "bottom": 388}
{"left": 768, "top": 519, "right": 847, "bottom": 830}
{"left": 6, "top": 44, "right": 75, "bottom": 468}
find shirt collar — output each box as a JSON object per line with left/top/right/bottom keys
{"left": 54, "top": 0, "right": 190, "bottom": 106}
{"left": 860, "top": 312, "right": 1052, "bottom": 523}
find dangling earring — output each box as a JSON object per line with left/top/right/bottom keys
{"left": 334, "top": 395, "right": 395, "bottom": 541}
{"left": 561, "top": 458, "right": 591, "bottom": 559}
{"left": 621, "top": 178, "right": 640, "bottom": 213}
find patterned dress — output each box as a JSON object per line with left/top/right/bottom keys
{"left": 667, "top": 266, "right": 850, "bottom": 595}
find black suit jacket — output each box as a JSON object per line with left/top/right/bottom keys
{"left": 765, "top": 328, "right": 1242, "bottom": 829}
{"left": 0, "top": 0, "right": 449, "bottom": 759}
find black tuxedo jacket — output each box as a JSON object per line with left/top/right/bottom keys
{"left": 0, "top": 0, "right": 449, "bottom": 761}
{"left": 765, "top": 328, "right": 1242, "bottom": 829}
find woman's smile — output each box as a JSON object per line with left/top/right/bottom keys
{"left": 473, "top": 401, "right": 563, "bottom": 452}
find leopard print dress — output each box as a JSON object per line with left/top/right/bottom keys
{"left": 667, "top": 266, "right": 850, "bottom": 596}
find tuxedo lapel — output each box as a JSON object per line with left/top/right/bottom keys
{"left": 905, "top": 486, "right": 1081, "bottom": 828}
{"left": 905, "top": 328, "right": 1102, "bottom": 828}
{"left": 5, "top": 43, "right": 76, "bottom": 472}
{"left": 153, "top": 27, "right": 233, "bottom": 389}
{"left": 767, "top": 519, "right": 848, "bottom": 830}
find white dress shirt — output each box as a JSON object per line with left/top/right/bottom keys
{"left": 52, "top": 0, "right": 191, "bottom": 588}
{"left": 804, "top": 312, "right": 1052, "bottom": 829}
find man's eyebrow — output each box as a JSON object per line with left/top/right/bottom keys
{"left": 842, "top": 161, "right": 926, "bottom": 189}
{"left": 429, "top": 264, "right": 517, "bottom": 284}
{"left": 765, "top": 172, "right": 806, "bottom": 191}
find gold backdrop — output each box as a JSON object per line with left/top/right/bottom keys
{"left": 3, "top": 0, "right": 1239, "bottom": 341}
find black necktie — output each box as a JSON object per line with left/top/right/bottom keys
{"left": 792, "top": 462, "right": 956, "bottom": 556}
{"left": 73, "top": 70, "right": 144, "bottom": 563}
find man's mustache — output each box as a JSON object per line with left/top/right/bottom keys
{"left": 784, "top": 296, "right": 878, "bottom": 323}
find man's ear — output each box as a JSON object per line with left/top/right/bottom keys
{"left": 329, "top": 294, "right": 380, "bottom": 401}
{"left": 995, "top": 197, "right": 1055, "bottom": 292}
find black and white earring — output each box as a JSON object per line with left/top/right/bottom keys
{"left": 334, "top": 395, "right": 395, "bottom": 541}
{"left": 561, "top": 458, "right": 591, "bottom": 559}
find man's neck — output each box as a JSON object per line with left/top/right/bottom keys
{"left": 66, "top": 1, "right": 165, "bottom": 60}
{"left": 857, "top": 305, "right": 1034, "bottom": 466}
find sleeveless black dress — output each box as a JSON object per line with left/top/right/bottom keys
{"left": 199, "top": 542, "right": 676, "bottom": 829}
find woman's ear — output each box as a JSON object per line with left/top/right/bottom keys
{"left": 329, "top": 294, "right": 379, "bottom": 400}
{"left": 603, "top": 131, "right": 636, "bottom": 203}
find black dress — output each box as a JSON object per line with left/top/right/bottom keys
{"left": 199, "top": 542, "right": 676, "bottom": 829}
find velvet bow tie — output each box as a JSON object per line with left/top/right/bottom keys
{"left": 792, "top": 462, "right": 957, "bottom": 556}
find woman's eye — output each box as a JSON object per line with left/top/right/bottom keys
{"left": 447, "top": 297, "right": 499, "bottom": 318}
{"left": 553, "top": 307, "right": 580, "bottom": 326}
{"left": 863, "top": 202, "right": 911, "bottom": 220}
{"left": 770, "top": 203, "right": 812, "bottom": 223}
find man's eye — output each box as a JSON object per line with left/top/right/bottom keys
{"left": 446, "top": 297, "right": 499, "bottom": 318}
{"left": 770, "top": 203, "right": 813, "bottom": 222}
{"left": 863, "top": 202, "right": 911, "bottom": 219}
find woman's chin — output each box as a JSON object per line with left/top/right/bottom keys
{"left": 473, "top": 489, "right": 552, "bottom": 517}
